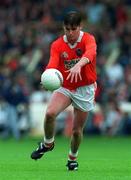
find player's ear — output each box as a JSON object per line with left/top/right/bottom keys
{"left": 79, "top": 26, "right": 82, "bottom": 30}
{"left": 63, "top": 25, "right": 66, "bottom": 31}
{"left": 79, "top": 23, "right": 83, "bottom": 30}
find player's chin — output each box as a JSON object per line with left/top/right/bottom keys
{"left": 68, "top": 38, "right": 76, "bottom": 44}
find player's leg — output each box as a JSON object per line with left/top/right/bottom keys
{"left": 44, "top": 91, "right": 71, "bottom": 143}
{"left": 70, "top": 108, "right": 88, "bottom": 154}
{"left": 31, "top": 91, "right": 71, "bottom": 160}
{"left": 67, "top": 108, "right": 88, "bottom": 170}
{"left": 67, "top": 83, "right": 96, "bottom": 170}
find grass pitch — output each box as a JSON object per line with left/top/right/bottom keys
{"left": 0, "top": 135, "right": 131, "bottom": 180}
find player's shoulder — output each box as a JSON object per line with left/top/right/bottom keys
{"left": 51, "top": 36, "right": 63, "bottom": 47}
{"left": 83, "top": 31, "right": 95, "bottom": 40}
{"left": 82, "top": 31, "right": 96, "bottom": 44}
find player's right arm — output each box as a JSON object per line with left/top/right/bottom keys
{"left": 46, "top": 42, "right": 60, "bottom": 69}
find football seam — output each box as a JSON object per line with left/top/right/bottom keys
{"left": 55, "top": 72, "right": 63, "bottom": 85}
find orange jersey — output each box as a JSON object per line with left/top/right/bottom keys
{"left": 46, "top": 31, "right": 97, "bottom": 90}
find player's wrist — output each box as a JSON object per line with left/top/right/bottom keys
{"left": 77, "top": 57, "right": 90, "bottom": 68}
{"left": 81, "top": 57, "right": 90, "bottom": 64}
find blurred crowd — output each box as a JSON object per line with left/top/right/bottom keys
{"left": 0, "top": 0, "right": 131, "bottom": 139}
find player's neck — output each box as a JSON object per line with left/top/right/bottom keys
{"left": 67, "top": 37, "right": 78, "bottom": 45}
{"left": 69, "top": 40, "right": 77, "bottom": 45}
{"left": 65, "top": 31, "right": 82, "bottom": 45}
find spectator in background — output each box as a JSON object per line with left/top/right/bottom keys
{"left": 101, "top": 101, "right": 123, "bottom": 136}
{"left": 0, "top": 96, "right": 20, "bottom": 140}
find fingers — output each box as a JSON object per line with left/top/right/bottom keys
{"left": 79, "top": 72, "right": 82, "bottom": 81}
{"left": 66, "top": 72, "right": 82, "bottom": 83}
{"left": 66, "top": 72, "right": 75, "bottom": 83}
{"left": 74, "top": 72, "right": 82, "bottom": 83}
{"left": 66, "top": 73, "right": 71, "bottom": 81}
{"left": 65, "top": 66, "right": 82, "bottom": 83}
{"left": 71, "top": 73, "right": 75, "bottom": 83}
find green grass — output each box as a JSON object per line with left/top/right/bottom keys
{"left": 0, "top": 135, "right": 131, "bottom": 180}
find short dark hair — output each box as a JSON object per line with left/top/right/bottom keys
{"left": 63, "top": 11, "right": 82, "bottom": 26}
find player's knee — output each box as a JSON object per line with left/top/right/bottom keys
{"left": 72, "top": 129, "right": 82, "bottom": 137}
{"left": 46, "top": 109, "right": 57, "bottom": 120}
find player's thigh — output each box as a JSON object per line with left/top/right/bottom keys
{"left": 47, "top": 91, "right": 72, "bottom": 116}
{"left": 73, "top": 108, "right": 88, "bottom": 130}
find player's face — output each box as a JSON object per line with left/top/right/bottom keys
{"left": 64, "top": 25, "right": 81, "bottom": 45}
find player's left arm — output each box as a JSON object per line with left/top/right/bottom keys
{"left": 66, "top": 35, "right": 97, "bottom": 83}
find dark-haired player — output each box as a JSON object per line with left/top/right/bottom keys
{"left": 31, "top": 11, "right": 97, "bottom": 171}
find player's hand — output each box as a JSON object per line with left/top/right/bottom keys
{"left": 66, "top": 64, "right": 82, "bottom": 83}
{"left": 40, "top": 82, "right": 48, "bottom": 91}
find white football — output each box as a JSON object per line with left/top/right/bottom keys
{"left": 41, "top": 68, "right": 63, "bottom": 91}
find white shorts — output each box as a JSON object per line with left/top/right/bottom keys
{"left": 55, "top": 82, "right": 97, "bottom": 112}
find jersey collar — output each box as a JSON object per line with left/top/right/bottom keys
{"left": 63, "top": 31, "right": 84, "bottom": 49}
